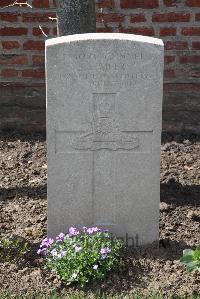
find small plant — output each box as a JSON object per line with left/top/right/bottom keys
{"left": 0, "top": 235, "right": 32, "bottom": 263}
{"left": 181, "top": 244, "right": 200, "bottom": 272}
{"left": 37, "top": 227, "right": 123, "bottom": 286}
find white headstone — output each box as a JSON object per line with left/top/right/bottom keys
{"left": 46, "top": 33, "right": 164, "bottom": 246}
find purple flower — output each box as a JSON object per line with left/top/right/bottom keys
{"left": 40, "top": 237, "right": 54, "bottom": 248}
{"left": 100, "top": 247, "right": 111, "bottom": 259}
{"left": 100, "top": 247, "right": 111, "bottom": 255}
{"left": 37, "top": 249, "right": 42, "bottom": 255}
{"left": 50, "top": 249, "right": 66, "bottom": 259}
{"left": 40, "top": 237, "right": 47, "bottom": 248}
{"left": 37, "top": 247, "right": 47, "bottom": 256}
{"left": 86, "top": 227, "right": 101, "bottom": 234}
{"left": 46, "top": 238, "right": 54, "bottom": 246}
{"left": 69, "top": 227, "right": 79, "bottom": 236}
{"left": 86, "top": 227, "right": 94, "bottom": 234}
{"left": 56, "top": 233, "right": 65, "bottom": 241}
{"left": 75, "top": 246, "right": 82, "bottom": 253}
{"left": 51, "top": 248, "right": 57, "bottom": 257}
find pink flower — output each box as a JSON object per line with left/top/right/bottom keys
{"left": 100, "top": 247, "right": 111, "bottom": 259}
{"left": 40, "top": 237, "right": 54, "bottom": 248}
{"left": 86, "top": 227, "right": 101, "bottom": 234}
{"left": 69, "top": 227, "right": 79, "bottom": 236}
{"left": 100, "top": 247, "right": 111, "bottom": 255}
{"left": 56, "top": 233, "right": 65, "bottom": 241}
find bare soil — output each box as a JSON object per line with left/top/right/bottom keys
{"left": 0, "top": 131, "right": 199, "bottom": 297}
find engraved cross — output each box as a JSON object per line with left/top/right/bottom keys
{"left": 55, "top": 93, "right": 152, "bottom": 227}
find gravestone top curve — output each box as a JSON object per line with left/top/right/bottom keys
{"left": 46, "top": 33, "right": 164, "bottom": 47}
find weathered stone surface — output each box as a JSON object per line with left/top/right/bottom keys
{"left": 55, "top": 0, "right": 96, "bottom": 36}
{"left": 46, "top": 33, "right": 164, "bottom": 245}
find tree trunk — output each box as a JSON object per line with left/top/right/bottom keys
{"left": 55, "top": 0, "right": 96, "bottom": 36}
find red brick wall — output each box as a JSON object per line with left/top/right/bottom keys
{"left": 0, "top": 0, "right": 200, "bottom": 133}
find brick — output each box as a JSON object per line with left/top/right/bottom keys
{"left": 160, "top": 28, "right": 176, "bottom": 36}
{"left": 1, "top": 68, "right": 18, "bottom": 77}
{"left": 22, "top": 69, "right": 45, "bottom": 78}
{"left": 190, "top": 71, "right": 200, "bottom": 78}
{"left": 164, "top": 83, "right": 200, "bottom": 92}
{"left": 22, "top": 12, "right": 56, "bottom": 22}
{"left": 120, "top": 0, "right": 159, "bottom": 9}
{"left": 0, "top": 0, "right": 28, "bottom": 7}
{"left": 96, "top": 13, "right": 125, "bottom": 23}
{"left": 0, "top": 55, "right": 28, "bottom": 65}
{"left": 130, "top": 14, "right": 146, "bottom": 23}
{"left": 165, "top": 41, "right": 188, "bottom": 50}
{"left": 0, "top": 0, "right": 16, "bottom": 7}
{"left": 186, "top": 0, "right": 200, "bottom": 7}
{"left": 164, "top": 69, "right": 176, "bottom": 79}
{"left": 32, "top": 55, "right": 45, "bottom": 65}
{"left": 2, "top": 41, "right": 20, "bottom": 49}
{"left": 0, "top": 13, "right": 18, "bottom": 22}
{"left": 173, "top": 65, "right": 200, "bottom": 80}
{"left": 23, "top": 40, "right": 45, "bottom": 51}
{"left": 195, "top": 13, "right": 200, "bottom": 21}
{"left": 152, "top": 12, "right": 190, "bottom": 22}
{"left": 0, "top": 27, "right": 28, "bottom": 36}
{"left": 96, "top": 0, "right": 115, "bottom": 8}
{"left": 163, "top": 0, "right": 182, "bottom": 6}
{"left": 164, "top": 56, "right": 175, "bottom": 64}
{"left": 32, "top": 0, "right": 50, "bottom": 8}
{"left": 120, "top": 27, "right": 155, "bottom": 36}
{"left": 192, "top": 42, "right": 200, "bottom": 50}
{"left": 32, "top": 27, "right": 50, "bottom": 36}
{"left": 180, "top": 56, "right": 200, "bottom": 63}
{"left": 182, "top": 27, "right": 200, "bottom": 35}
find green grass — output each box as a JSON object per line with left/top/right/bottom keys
{"left": 0, "top": 290, "right": 199, "bottom": 299}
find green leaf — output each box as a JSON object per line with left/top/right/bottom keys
{"left": 181, "top": 245, "right": 200, "bottom": 272}
{"left": 183, "top": 249, "right": 194, "bottom": 256}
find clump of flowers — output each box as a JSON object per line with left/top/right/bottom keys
{"left": 181, "top": 244, "right": 200, "bottom": 272}
{"left": 37, "top": 227, "right": 123, "bottom": 286}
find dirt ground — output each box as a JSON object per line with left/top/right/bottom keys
{"left": 0, "top": 131, "right": 199, "bottom": 297}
